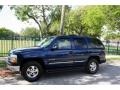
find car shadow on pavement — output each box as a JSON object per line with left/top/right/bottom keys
{"left": 31, "top": 63, "right": 120, "bottom": 85}
{"left": 1, "top": 63, "right": 120, "bottom": 85}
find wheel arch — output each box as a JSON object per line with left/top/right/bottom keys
{"left": 88, "top": 56, "right": 100, "bottom": 63}
{"left": 20, "top": 57, "right": 46, "bottom": 71}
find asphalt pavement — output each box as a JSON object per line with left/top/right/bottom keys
{"left": 0, "top": 60, "right": 120, "bottom": 85}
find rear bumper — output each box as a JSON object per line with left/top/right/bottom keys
{"left": 99, "top": 55, "right": 106, "bottom": 64}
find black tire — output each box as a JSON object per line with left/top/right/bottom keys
{"left": 21, "top": 61, "right": 43, "bottom": 82}
{"left": 85, "top": 58, "right": 99, "bottom": 74}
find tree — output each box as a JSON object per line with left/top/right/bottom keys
{"left": 81, "top": 6, "right": 106, "bottom": 37}
{"left": 60, "top": 5, "right": 66, "bottom": 35}
{"left": 64, "top": 6, "right": 106, "bottom": 37}
{"left": 99, "top": 6, "right": 120, "bottom": 40}
{"left": 65, "top": 7, "right": 84, "bottom": 35}
{"left": 11, "top": 5, "right": 120, "bottom": 39}
{"left": 0, "top": 5, "right": 3, "bottom": 11}
{"left": 0, "top": 28, "right": 19, "bottom": 39}
{"left": 10, "top": 5, "right": 62, "bottom": 37}
{"left": 81, "top": 5, "right": 120, "bottom": 39}
{"left": 49, "top": 21, "right": 60, "bottom": 35}
{"left": 47, "top": 6, "right": 62, "bottom": 36}
{"left": 102, "top": 30, "right": 120, "bottom": 40}
{"left": 20, "top": 27, "right": 40, "bottom": 37}
{"left": 0, "top": 5, "right": 2, "bottom": 9}
{"left": 47, "top": 5, "right": 70, "bottom": 36}
{"left": 102, "top": 6, "right": 120, "bottom": 30}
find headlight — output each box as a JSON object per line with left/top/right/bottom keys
{"left": 9, "top": 54, "right": 17, "bottom": 64}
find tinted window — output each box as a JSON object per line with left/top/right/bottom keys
{"left": 90, "top": 38, "right": 104, "bottom": 48}
{"left": 37, "top": 37, "right": 55, "bottom": 48}
{"left": 54, "top": 38, "right": 71, "bottom": 49}
{"left": 73, "top": 38, "right": 87, "bottom": 49}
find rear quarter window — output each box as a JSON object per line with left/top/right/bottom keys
{"left": 89, "top": 38, "right": 104, "bottom": 48}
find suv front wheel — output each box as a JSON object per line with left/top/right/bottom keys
{"left": 21, "top": 61, "right": 43, "bottom": 82}
{"left": 86, "top": 59, "right": 99, "bottom": 74}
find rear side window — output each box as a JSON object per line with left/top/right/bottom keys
{"left": 73, "top": 38, "right": 87, "bottom": 49}
{"left": 89, "top": 38, "right": 104, "bottom": 48}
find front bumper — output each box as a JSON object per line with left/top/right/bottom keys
{"left": 7, "top": 61, "right": 20, "bottom": 72}
{"left": 7, "top": 57, "right": 20, "bottom": 72}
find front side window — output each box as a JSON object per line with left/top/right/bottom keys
{"left": 54, "top": 38, "right": 71, "bottom": 49}
{"left": 37, "top": 37, "right": 55, "bottom": 48}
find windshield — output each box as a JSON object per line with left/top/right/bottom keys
{"left": 37, "top": 37, "right": 55, "bottom": 48}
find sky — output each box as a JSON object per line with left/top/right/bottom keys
{"left": 0, "top": 5, "right": 37, "bottom": 33}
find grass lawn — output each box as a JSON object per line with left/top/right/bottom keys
{"left": 105, "top": 46, "right": 120, "bottom": 50}
{"left": 106, "top": 55, "right": 120, "bottom": 60}
{"left": 0, "top": 60, "right": 7, "bottom": 68}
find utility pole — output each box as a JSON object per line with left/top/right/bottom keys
{"left": 60, "top": 5, "right": 66, "bottom": 35}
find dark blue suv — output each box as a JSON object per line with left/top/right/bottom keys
{"left": 7, "top": 35, "right": 106, "bottom": 82}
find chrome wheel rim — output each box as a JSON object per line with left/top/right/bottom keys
{"left": 89, "top": 62, "right": 97, "bottom": 72}
{"left": 26, "top": 66, "right": 39, "bottom": 78}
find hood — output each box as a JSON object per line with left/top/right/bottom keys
{"left": 10, "top": 47, "right": 43, "bottom": 54}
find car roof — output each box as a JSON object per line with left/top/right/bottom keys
{"left": 48, "top": 35, "right": 99, "bottom": 41}
{"left": 55, "top": 35, "right": 91, "bottom": 39}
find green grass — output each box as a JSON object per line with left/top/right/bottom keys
{"left": 0, "top": 60, "right": 7, "bottom": 68}
{"left": 105, "top": 45, "right": 120, "bottom": 50}
{"left": 106, "top": 55, "right": 120, "bottom": 60}
{"left": 104, "top": 45, "right": 120, "bottom": 55}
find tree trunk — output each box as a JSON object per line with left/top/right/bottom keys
{"left": 38, "top": 24, "right": 42, "bottom": 38}
{"left": 60, "top": 5, "right": 66, "bottom": 35}
{"left": 79, "top": 25, "right": 84, "bottom": 36}
{"left": 42, "top": 5, "right": 49, "bottom": 37}
{"left": 27, "top": 13, "right": 42, "bottom": 38}
{"left": 0, "top": 5, "right": 3, "bottom": 11}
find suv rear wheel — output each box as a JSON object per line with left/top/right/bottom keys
{"left": 21, "top": 61, "right": 43, "bottom": 82}
{"left": 85, "top": 58, "right": 99, "bottom": 74}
